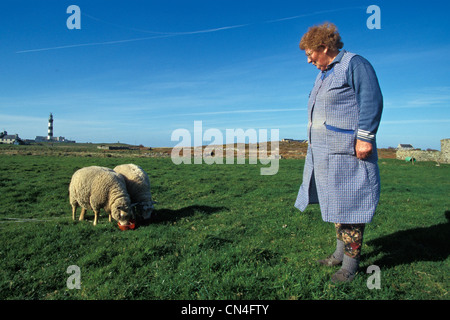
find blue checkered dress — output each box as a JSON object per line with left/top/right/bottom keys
{"left": 295, "top": 51, "right": 382, "bottom": 224}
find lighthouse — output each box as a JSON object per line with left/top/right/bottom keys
{"left": 47, "top": 113, "right": 53, "bottom": 140}
{"left": 34, "top": 113, "right": 75, "bottom": 143}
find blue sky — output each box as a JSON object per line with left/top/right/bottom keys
{"left": 1, "top": 0, "right": 449, "bottom": 149}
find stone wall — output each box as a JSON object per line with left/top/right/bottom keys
{"left": 440, "top": 139, "right": 450, "bottom": 163}
{"left": 396, "top": 139, "right": 450, "bottom": 163}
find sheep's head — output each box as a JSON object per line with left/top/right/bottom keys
{"left": 111, "top": 203, "right": 132, "bottom": 226}
{"left": 134, "top": 200, "right": 156, "bottom": 220}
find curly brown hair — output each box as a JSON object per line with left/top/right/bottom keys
{"left": 299, "top": 22, "right": 344, "bottom": 52}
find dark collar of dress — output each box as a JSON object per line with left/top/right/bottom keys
{"left": 320, "top": 50, "right": 346, "bottom": 79}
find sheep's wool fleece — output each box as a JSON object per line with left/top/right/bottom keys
{"left": 69, "top": 166, "right": 129, "bottom": 212}
{"left": 113, "top": 164, "right": 152, "bottom": 204}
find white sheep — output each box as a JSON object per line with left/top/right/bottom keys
{"left": 113, "top": 163, "right": 156, "bottom": 220}
{"left": 69, "top": 166, "right": 132, "bottom": 226}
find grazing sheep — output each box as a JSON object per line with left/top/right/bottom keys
{"left": 113, "top": 163, "right": 156, "bottom": 220}
{"left": 69, "top": 166, "right": 132, "bottom": 226}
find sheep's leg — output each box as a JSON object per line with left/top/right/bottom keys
{"left": 79, "top": 208, "right": 86, "bottom": 221}
{"left": 93, "top": 210, "right": 99, "bottom": 226}
{"left": 109, "top": 213, "right": 112, "bottom": 222}
{"left": 71, "top": 204, "right": 78, "bottom": 221}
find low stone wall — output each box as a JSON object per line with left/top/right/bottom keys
{"left": 396, "top": 150, "right": 441, "bottom": 163}
{"left": 440, "top": 150, "right": 450, "bottom": 163}
{"left": 396, "top": 139, "right": 450, "bottom": 164}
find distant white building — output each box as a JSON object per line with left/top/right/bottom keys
{"left": 35, "top": 135, "right": 75, "bottom": 143}
{"left": 0, "top": 131, "right": 23, "bottom": 145}
{"left": 397, "top": 144, "right": 414, "bottom": 150}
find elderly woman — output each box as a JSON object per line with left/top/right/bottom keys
{"left": 294, "top": 23, "right": 383, "bottom": 282}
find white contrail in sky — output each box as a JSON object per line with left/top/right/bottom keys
{"left": 15, "top": 24, "right": 248, "bottom": 53}
{"left": 266, "top": 7, "right": 366, "bottom": 22}
{"left": 81, "top": 12, "right": 250, "bottom": 35}
{"left": 16, "top": 6, "right": 363, "bottom": 54}
{"left": 16, "top": 34, "right": 176, "bottom": 53}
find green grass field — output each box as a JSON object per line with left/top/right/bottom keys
{"left": 0, "top": 152, "right": 448, "bottom": 300}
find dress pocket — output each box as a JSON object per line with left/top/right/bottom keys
{"left": 325, "top": 123, "right": 356, "bottom": 155}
